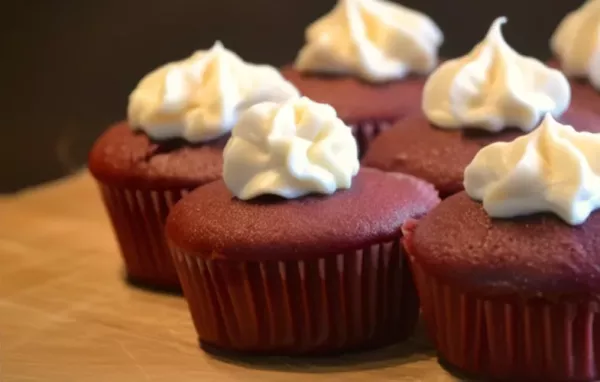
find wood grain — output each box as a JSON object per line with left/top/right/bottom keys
{"left": 0, "top": 173, "right": 459, "bottom": 381}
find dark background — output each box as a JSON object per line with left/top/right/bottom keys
{"left": 1, "top": 0, "right": 584, "bottom": 192}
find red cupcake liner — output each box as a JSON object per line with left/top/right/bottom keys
{"left": 99, "top": 184, "right": 190, "bottom": 290}
{"left": 171, "top": 237, "right": 419, "bottom": 355}
{"left": 350, "top": 118, "right": 395, "bottom": 158}
{"left": 409, "top": 259, "right": 600, "bottom": 381}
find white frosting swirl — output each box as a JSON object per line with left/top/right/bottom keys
{"left": 464, "top": 114, "right": 600, "bottom": 225}
{"left": 551, "top": 0, "right": 600, "bottom": 90}
{"left": 295, "top": 0, "right": 443, "bottom": 83}
{"left": 128, "top": 42, "right": 299, "bottom": 143}
{"left": 223, "top": 97, "right": 359, "bottom": 200}
{"left": 423, "top": 17, "right": 571, "bottom": 132}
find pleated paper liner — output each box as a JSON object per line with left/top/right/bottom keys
{"left": 99, "top": 184, "right": 190, "bottom": 291}
{"left": 409, "top": 258, "right": 600, "bottom": 382}
{"left": 171, "top": 238, "right": 420, "bottom": 355}
{"left": 351, "top": 118, "right": 394, "bottom": 158}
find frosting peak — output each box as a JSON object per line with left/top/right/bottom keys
{"left": 295, "top": 0, "right": 443, "bottom": 83}
{"left": 464, "top": 113, "right": 600, "bottom": 225}
{"left": 223, "top": 97, "right": 359, "bottom": 200}
{"left": 128, "top": 42, "right": 299, "bottom": 143}
{"left": 551, "top": 0, "right": 600, "bottom": 90}
{"left": 423, "top": 17, "right": 571, "bottom": 132}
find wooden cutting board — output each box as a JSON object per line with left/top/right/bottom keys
{"left": 0, "top": 172, "right": 459, "bottom": 382}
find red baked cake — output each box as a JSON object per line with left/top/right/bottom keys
{"left": 550, "top": 1, "right": 600, "bottom": 114}
{"left": 363, "top": 17, "right": 589, "bottom": 198}
{"left": 362, "top": 108, "right": 600, "bottom": 198}
{"left": 404, "top": 114, "right": 600, "bottom": 381}
{"left": 282, "top": 0, "right": 443, "bottom": 156}
{"left": 166, "top": 97, "right": 439, "bottom": 355}
{"left": 89, "top": 42, "right": 298, "bottom": 290}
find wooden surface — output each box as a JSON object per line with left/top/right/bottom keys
{"left": 0, "top": 173, "right": 459, "bottom": 382}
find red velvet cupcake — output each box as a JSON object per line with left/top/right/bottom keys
{"left": 550, "top": 1, "right": 600, "bottom": 114}
{"left": 362, "top": 108, "right": 600, "bottom": 198}
{"left": 89, "top": 42, "right": 298, "bottom": 290}
{"left": 363, "top": 17, "right": 588, "bottom": 198}
{"left": 166, "top": 97, "right": 439, "bottom": 355}
{"left": 404, "top": 114, "right": 600, "bottom": 381}
{"left": 282, "top": 0, "right": 443, "bottom": 156}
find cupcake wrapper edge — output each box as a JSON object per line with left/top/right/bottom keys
{"left": 351, "top": 119, "right": 395, "bottom": 158}
{"left": 410, "top": 259, "right": 600, "bottom": 381}
{"left": 172, "top": 238, "right": 419, "bottom": 355}
{"left": 99, "top": 184, "right": 189, "bottom": 289}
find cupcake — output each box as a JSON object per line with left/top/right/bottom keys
{"left": 166, "top": 97, "right": 439, "bottom": 355}
{"left": 282, "top": 0, "right": 443, "bottom": 156}
{"left": 551, "top": 0, "right": 600, "bottom": 113}
{"left": 404, "top": 113, "right": 600, "bottom": 381}
{"left": 362, "top": 17, "right": 600, "bottom": 198}
{"left": 89, "top": 42, "right": 298, "bottom": 290}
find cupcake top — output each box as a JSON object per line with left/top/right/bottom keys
{"left": 168, "top": 168, "right": 438, "bottom": 260}
{"left": 362, "top": 106, "right": 600, "bottom": 197}
{"left": 294, "top": 0, "right": 443, "bottom": 83}
{"left": 551, "top": 0, "right": 600, "bottom": 90}
{"left": 465, "top": 113, "right": 600, "bottom": 225}
{"left": 88, "top": 122, "right": 228, "bottom": 189}
{"left": 223, "top": 97, "right": 359, "bottom": 200}
{"left": 90, "top": 43, "right": 299, "bottom": 188}
{"left": 423, "top": 17, "right": 570, "bottom": 132}
{"left": 167, "top": 97, "right": 439, "bottom": 260}
{"left": 128, "top": 41, "right": 299, "bottom": 143}
{"left": 363, "top": 17, "right": 579, "bottom": 197}
{"left": 408, "top": 115, "right": 600, "bottom": 295}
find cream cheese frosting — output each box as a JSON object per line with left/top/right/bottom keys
{"left": 464, "top": 113, "right": 600, "bottom": 225}
{"left": 128, "top": 42, "right": 299, "bottom": 143}
{"left": 551, "top": 0, "right": 600, "bottom": 90}
{"left": 295, "top": 0, "right": 443, "bottom": 83}
{"left": 423, "top": 17, "right": 571, "bottom": 132}
{"left": 223, "top": 97, "right": 359, "bottom": 200}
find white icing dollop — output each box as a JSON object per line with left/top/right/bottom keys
{"left": 464, "top": 114, "right": 600, "bottom": 225}
{"left": 223, "top": 97, "right": 360, "bottom": 200}
{"left": 551, "top": 0, "right": 600, "bottom": 90}
{"left": 295, "top": 0, "right": 443, "bottom": 83}
{"left": 128, "top": 42, "right": 299, "bottom": 143}
{"left": 423, "top": 17, "right": 571, "bottom": 132}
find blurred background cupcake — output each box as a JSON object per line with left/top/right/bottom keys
{"left": 282, "top": 0, "right": 443, "bottom": 156}
{"left": 166, "top": 97, "right": 439, "bottom": 355}
{"left": 404, "top": 114, "right": 600, "bottom": 381}
{"left": 551, "top": 0, "right": 600, "bottom": 114}
{"left": 88, "top": 42, "right": 298, "bottom": 290}
{"left": 363, "top": 17, "right": 600, "bottom": 198}
{"left": 6, "top": 1, "right": 587, "bottom": 194}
